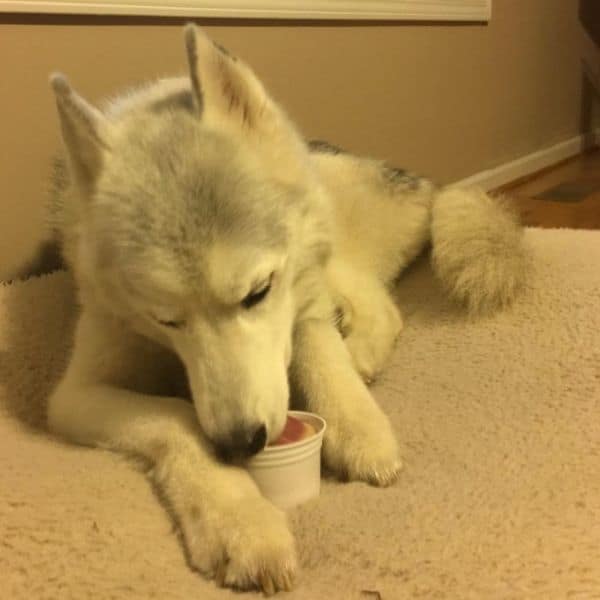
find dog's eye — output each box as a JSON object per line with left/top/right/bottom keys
{"left": 242, "top": 276, "right": 273, "bottom": 309}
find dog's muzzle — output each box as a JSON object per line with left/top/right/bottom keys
{"left": 213, "top": 423, "right": 267, "bottom": 463}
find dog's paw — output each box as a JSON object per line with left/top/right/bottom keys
{"left": 181, "top": 492, "right": 297, "bottom": 594}
{"left": 343, "top": 302, "right": 403, "bottom": 383}
{"left": 322, "top": 408, "right": 402, "bottom": 487}
{"left": 344, "top": 332, "right": 393, "bottom": 383}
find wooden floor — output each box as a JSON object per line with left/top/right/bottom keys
{"left": 497, "top": 148, "right": 600, "bottom": 230}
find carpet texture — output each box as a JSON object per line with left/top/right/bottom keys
{"left": 1, "top": 228, "right": 600, "bottom": 600}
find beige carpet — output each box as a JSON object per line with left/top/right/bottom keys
{"left": 1, "top": 228, "right": 600, "bottom": 600}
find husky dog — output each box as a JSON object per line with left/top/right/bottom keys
{"left": 44, "top": 25, "right": 529, "bottom": 594}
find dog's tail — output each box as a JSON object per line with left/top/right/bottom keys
{"left": 430, "top": 186, "right": 530, "bottom": 314}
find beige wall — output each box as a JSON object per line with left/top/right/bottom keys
{"left": 0, "top": 1, "right": 597, "bottom": 278}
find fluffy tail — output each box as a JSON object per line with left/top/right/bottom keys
{"left": 430, "top": 186, "right": 530, "bottom": 314}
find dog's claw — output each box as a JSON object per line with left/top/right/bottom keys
{"left": 365, "top": 460, "right": 402, "bottom": 487}
{"left": 260, "top": 570, "right": 276, "bottom": 596}
{"left": 183, "top": 493, "right": 297, "bottom": 594}
{"left": 281, "top": 570, "right": 293, "bottom": 592}
{"left": 215, "top": 561, "right": 227, "bottom": 587}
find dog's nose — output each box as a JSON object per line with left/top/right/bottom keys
{"left": 214, "top": 424, "right": 267, "bottom": 463}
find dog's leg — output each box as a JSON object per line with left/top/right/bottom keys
{"left": 48, "top": 311, "right": 296, "bottom": 594}
{"left": 329, "top": 260, "right": 403, "bottom": 382}
{"left": 290, "top": 318, "right": 401, "bottom": 486}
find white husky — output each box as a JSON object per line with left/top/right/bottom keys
{"left": 44, "top": 25, "right": 529, "bottom": 594}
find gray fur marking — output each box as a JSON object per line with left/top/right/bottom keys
{"left": 307, "top": 140, "right": 346, "bottom": 155}
{"left": 94, "top": 111, "right": 292, "bottom": 280}
{"left": 307, "top": 138, "right": 424, "bottom": 192}
{"left": 50, "top": 156, "right": 69, "bottom": 194}
{"left": 47, "top": 156, "right": 68, "bottom": 230}
{"left": 10, "top": 239, "right": 64, "bottom": 282}
{"left": 214, "top": 41, "right": 238, "bottom": 62}
{"left": 149, "top": 89, "right": 196, "bottom": 114}
{"left": 382, "top": 165, "right": 422, "bottom": 191}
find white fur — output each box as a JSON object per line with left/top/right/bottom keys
{"left": 432, "top": 186, "right": 531, "bottom": 313}
{"left": 44, "top": 25, "right": 529, "bottom": 594}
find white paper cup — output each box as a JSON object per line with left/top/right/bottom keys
{"left": 247, "top": 411, "right": 326, "bottom": 510}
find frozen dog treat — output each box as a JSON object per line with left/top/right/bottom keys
{"left": 248, "top": 411, "right": 326, "bottom": 509}
{"left": 271, "top": 415, "right": 316, "bottom": 446}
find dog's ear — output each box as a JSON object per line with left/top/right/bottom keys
{"left": 50, "top": 74, "right": 111, "bottom": 195}
{"left": 183, "top": 24, "right": 271, "bottom": 130}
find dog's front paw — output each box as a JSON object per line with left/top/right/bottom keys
{"left": 322, "top": 408, "right": 402, "bottom": 487}
{"left": 181, "top": 492, "right": 297, "bottom": 595}
{"left": 343, "top": 301, "right": 403, "bottom": 383}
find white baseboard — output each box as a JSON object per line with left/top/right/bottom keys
{"left": 0, "top": 0, "right": 491, "bottom": 20}
{"left": 454, "top": 130, "right": 600, "bottom": 191}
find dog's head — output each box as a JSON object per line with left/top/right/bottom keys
{"left": 51, "top": 26, "right": 330, "bottom": 460}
